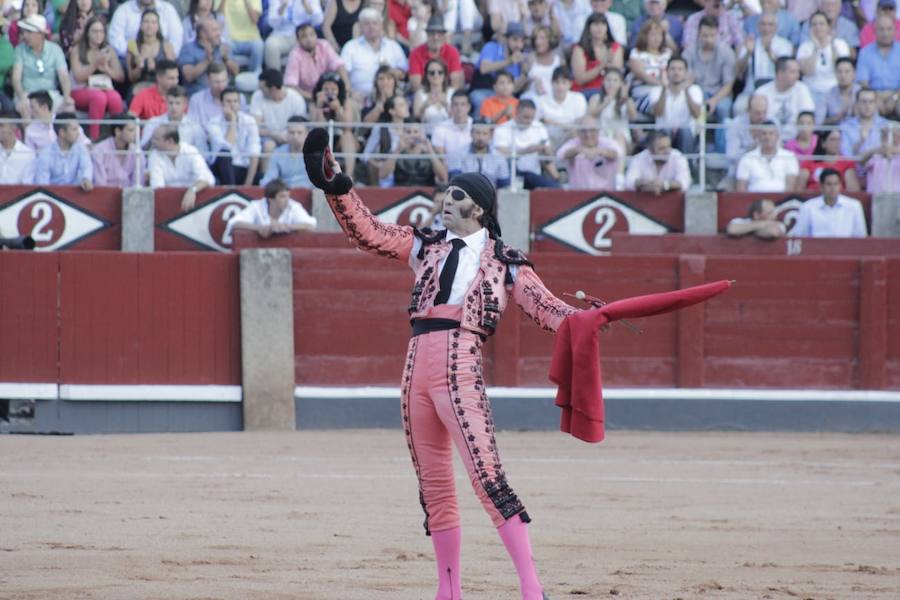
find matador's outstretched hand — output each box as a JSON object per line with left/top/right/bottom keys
{"left": 302, "top": 127, "right": 354, "bottom": 196}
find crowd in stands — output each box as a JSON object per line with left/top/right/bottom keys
{"left": 0, "top": 0, "right": 896, "bottom": 201}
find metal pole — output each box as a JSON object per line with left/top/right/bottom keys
{"left": 134, "top": 119, "right": 143, "bottom": 188}
{"left": 510, "top": 125, "right": 518, "bottom": 192}
{"left": 698, "top": 105, "right": 707, "bottom": 191}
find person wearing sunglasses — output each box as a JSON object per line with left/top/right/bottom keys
{"left": 303, "top": 127, "right": 573, "bottom": 600}
{"left": 408, "top": 15, "right": 465, "bottom": 93}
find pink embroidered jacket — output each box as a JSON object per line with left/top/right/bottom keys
{"left": 326, "top": 190, "right": 578, "bottom": 336}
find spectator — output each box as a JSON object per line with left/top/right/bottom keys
{"left": 683, "top": 0, "right": 744, "bottom": 50}
{"left": 188, "top": 61, "right": 245, "bottom": 124}
{"left": 744, "top": 0, "right": 801, "bottom": 46}
{"left": 250, "top": 68, "right": 306, "bottom": 171}
{"left": 34, "top": 112, "right": 93, "bottom": 189}
{"left": 0, "top": 36, "right": 15, "bottom": 114}
{"left": 756, "top": 57, "right": 816, "bottom": 141}
{"left": 179, "top": 16, "right": 239, "bottom": 95}
{"left": 221, "top": 0, "right": 264, "bottom": 75}
{"left": 208, "top": 85, "right": 261, "bottom": 185}
{"left": 308, "top": 71, "right": 358, "bottom": 178}
{"left": 340, "top": 7, "right": 406, "bottom": 100}
{"left": 535, "top": 66, "right": 588, "bottom": 149}
{"left": 413, "top": 58, "right": 454, "bottom": 132}
{"left": 69, "top": 17, "right": 124, "bottom": 140}
{"left": 439, "top": 0, "right": 481, "bottom": 55}
{"left": 791, "top": 168, "right": 868, "bottom": 237}
{"left": 351, "top": 0, "right": 396, "bottom": 40}
{"left": 798, "top": 127, "right": 861, "bottom": 190}
{"left": 432, "top": 90, "right": 473, "bottom": 164}
{"left": 472, "top": 21, "right": 529, "bottom": 110}
{"left": 108, "top": 0, "right": 183, "bottom": 57}
{"left": 784, "top": 111, "right": 819, "bottom": 158}
{"left": 361, "top": 64, "right": 399, "bottom": 123}
{"left": 24, "top": 90, "right": 58, "bottom": 152}
{"left": 797, "top": 11, "right": 851, "bottom": 121}
{"left": 624, "top": 130, "right": 692, "bottom": 193}
{"left": 554, "top": 0, "right": 593, "bottom": 48}
{"left": 447, "top": 117, "right": 510, "bottom": 187}
{"left": 855, "top": 14, "right": 900, "bottom": 114}
{"left": 58, "top": 0, "right": 100, "bottom": 55}
{"left": 260, "top": 115, "right": 311, "bottom": 187}
{"left": 11, "top": 14, "right": 73, "bottom": 117}
{"left": 864, "top": 122, "right": 900, "bottom": 193}
{"left": 523, "top": 24, "right": 561, "bottom": 99}
{"left": 735, "top": 11, "right": 793, "bottom": 102}
{"left": 824, "top": 56, "right": 861, "bottom": 124}
{"left": 91, "top": 113, "right": 137, "bottom": 187}
{"left": 408, "top": 15, "right": 463, "bottom": 92}
{"left": 726, "top": 198, "right": 787, "bottom": 239}
{"left": 140, "top": 85, "right": 209, "bottom": 157}
{"left": 147, "top": 124, "right": 215, "bottom": 211}
{"left": 284, "top": 22, "right": 348, "bottom": 102}
{"left": 556, "top": 116, "right": 621, "bottom": 190}
{"left": 8, "top": 0, "right": 52, "bottom": 47}
{"left": 421, "top": 182, "right": 447, "bottom": 230}
{"left": 524, "top": 0, "right": 561, "bottom": 40}
{"left": 226, "top": 177, "right": 316, "bottom": 239}
{"left": 629, "top": 0, "right": 683, "bottom": 51}
{"left": 264, "top": 0, "right": 323, "bottom": 70}
{"left": 126, "top": 9, "right": 177, "bottom": 92}
{"left": 182, "top": 0, "right": 226, "bottom": 45}
{"left": 860, "top": 0, "right": 900, "bottom": 47}
{"left": 0, "top": 110, "right": 35, "bottom": 184}
{"left": 128, "top": 58, "right": 180, "bottom": 119}
{"left": 627, "top": 19, "right": 670, "bottom": 114}
{"left": 479, "top": 71, "right": 519, "bottom": 125}
{"left": 725, "top": 96, "right": 772, "bottom": 173}
{"left": 389, "top": 0, "right": 413, "bottom": 47}
{"left": 571, "top": 13, "right": 624, "bottom": 99}
{"left": 649, "top": 57, "right": 704, "bottom": 155}
{"left": 735, "top": 120, "right": 800, "bottom": 191}
{"left": 493, "top": 98, "right": 561, "bottom": 189}
{"left": 323, "top": 0, "right": 364, "bottom": 52}
{"left": 405, "top": 0, "right": 432, "bottom": 49}
{"left": 361, "top": 94, "right": 409, "bottom": 186}
{"left": 386, "top": 118, "right": 447, "bottom": 186}
{"left": 588, "top": 0, "right": 627, "bottom": 46}
{"left": 840, "top": 86, "right": 888, "bottom": 161}
{"left": 587, "top": 66, "right": 637, "bottom": 152}
{"left": 799, "top": 0, "right": 859, "bottom": 49}
{"left": 488, "top": 0, "right": 528, "bottom": 36}
{"left": 684, "top": 15, "right": 737, "bottom": 154}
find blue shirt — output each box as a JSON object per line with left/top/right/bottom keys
{"left": 177, "top": 41, "right": 226, "bottom": 95}
{"left": 260, "top": 144, "right": 311, "bottom": 188}
{"left": 743, "top": 10, "right": 800, "bottom": 46}
{"left": 839, "top": 115, "right": 888, "bottom": 157}
{"left": 476, "top": 41, "right": 521, "bottom": 85}
{"left": 855, "top": 42, "right": 900, "bottom": 91}
{"left": 35, "top": 141, "right": 93, "bottom": 185}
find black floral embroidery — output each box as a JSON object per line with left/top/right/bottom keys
{"left": 329, "top": 192, "right": 413, "bottom": 260}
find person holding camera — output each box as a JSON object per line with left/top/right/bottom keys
{"left": 390, "top": 118, "right": 448, "bottom": 186}
{"left": 556, "top": 116, "right": 621, "bottom": 190}
{"left": 309, "top": 71, "right": 358, "bottom": 179}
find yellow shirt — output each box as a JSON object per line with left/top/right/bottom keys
{"left": 223, "top": 0, "right": 262, "bottom": 42}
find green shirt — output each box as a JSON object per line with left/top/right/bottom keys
{"left": 0, "top": 36, "right": 14, "bottom": 89}
{"left": 612, "top": 0, "right": 642, "bottom": 30}
{"left": 14, "top": 39, "right": 66, "bottom": 94}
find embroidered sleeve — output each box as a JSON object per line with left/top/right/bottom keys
{"left": 326, "top": 190, "right": 415, "bottom": 262}
{"left": 512, "top": 265, "right": 580, "bottom": 333}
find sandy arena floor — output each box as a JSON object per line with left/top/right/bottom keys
{"left": 1, "top": 429, "right": 899, "bottom": 600}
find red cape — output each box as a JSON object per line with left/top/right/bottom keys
{"left": 549, "top": 280, "right": 732, "bottom": 443}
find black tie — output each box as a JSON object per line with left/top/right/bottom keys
{"left": 434, "top": 238, "right": 467, "bottom": 306}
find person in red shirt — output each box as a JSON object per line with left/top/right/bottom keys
{"left": 408, "top": 15, "right": 464, "bottom": 92}
{"left": 798, "top": 128, "right": 861, "bottom": 191}
{"left": 128, "top": 59, "right": 180, "bottom": 120}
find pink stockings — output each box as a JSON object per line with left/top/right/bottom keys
{"left": 431, "top": 527, "right": 462, "bottom": 600}
{"left": 71, "top": 88, "right": 124, "bottom": 140}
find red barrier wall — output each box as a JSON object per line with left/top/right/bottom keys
{"left": 0, "top": 252, "right": 241, "bottom": 385}
{"left": 717, "top": 192, "right": 872, "bottom": 234}
{"left": 530, "top": 190, "right": 684, "bottom": 254}
{"left": 292, "top": 251, "right": 900, "bottom": 390}
{"left": 610, "top": 234, "right": 900, "bottom": 256}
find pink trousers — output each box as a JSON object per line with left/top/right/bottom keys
{"left": 401, "top": 305, "right": 528, "bottom": 534}
{"left": 71, "top": 88, "right": 124, "bottom": 140}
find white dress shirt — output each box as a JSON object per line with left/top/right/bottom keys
{"left": 736, "top": 147, "right": 799, "bottom": 192}
{"left": 108, "top": 0, "right": 184, "bottom": 56}
{"left": 0, "top": 140, "right": 35, "bottom": 184}
{"left": 148, "top": 142, "right": 216, "bottom": 188}
{"left": 225, "top": 198, "right": 317, "bottom": 237}
{"left": 141, "top": 114, "right": 209, "bottom": 159}
{"left": 340, "top": 36, "right": 408, "bottom": 96}
{"left": 207, "top": 112, "right": 262, "bottom": 168}
{"left": 790, "top": 194, "right": 868, "bottom": 238}
{"left": 492, "top": 119, "right": 551, "bottom": 175}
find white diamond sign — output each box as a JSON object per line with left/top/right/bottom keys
{"left": 376, "top": 193, "right": 435, "bottom": 227}
{"left": 774, "top": 197, "right": 803, "bottom": 233}
{"left": 162, "top": 192, "right": 250, "bottom": 252}
{"left": 0, "top": 189, "right": 108, "bottom": 251}
{"left": 540, "top": 195, "right": 670, "bottom": 255}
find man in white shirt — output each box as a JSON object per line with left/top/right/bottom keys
{"left": 141, "top": 86, "right": 209, "bottom": 160}
{"left": 0, "top": 111, "right": 35, "bottom": 184}
{"left": 535, "top": 66, "right": 587, "bottom": 150}
{"left": 725, "top": 198, "right": 787, "bottom": 238}
{"left": 492, "top": 98, "right": 561, "bottom": 188}
{"left": 226, "top": 178, "right": 317, "bottom": 239}
{"left": 208, "top": 86, "right": 262, "bottom": 185}
{"left": 188, "top": 63, "right": 248, "bottom": 128}
{"left": 736, "top": 12, "right": 793, "bottom": 95}
{"left": 649, "top": 56, "right": 704, "bottom": 154}
{"left": 624, "top": 129, "right": 692, "bottom": 193}
{"left": 755, "top": 57, "right": 815, "bottom": 140}
{"left": 148, "top": 124, "right": 215, "bottom": 212}
{"left": 340, "top": 8, "right": 408, "bottom": 99}
{"left": 264, "top": 0, "right": 324, "bottom": 70}
{"left": 249, "top": 69, "right": 307, "bottom": 172}
{"left": 791, "top": 168, "right": 868, "bottom": 237}
{"left": 432, "top": 91, "right": 474, "bottom": 169}
{"left": 735, "top": 120, "right": 799, "bottom": 191}
{"left": 108, "top": 0, "right": 184, "bottom": 57}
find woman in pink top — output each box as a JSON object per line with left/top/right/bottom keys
{"left": 783, "top": 111, "right": 818, "bottom": 158}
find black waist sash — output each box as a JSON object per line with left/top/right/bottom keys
{"left": 411, "top": 318, "right": 461, "bottom": 337}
